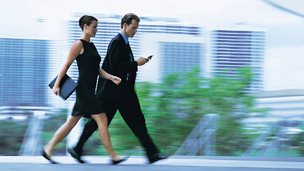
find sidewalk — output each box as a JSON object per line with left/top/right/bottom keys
{"left": 0, "top": 156, "right": 303, "bottom": 169}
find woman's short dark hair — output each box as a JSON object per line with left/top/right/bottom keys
{"left": 121, "top": 13, "right": 140, "bottom": 28}
{"left": 79, "top": 15, "right": 98, "bottom": 31}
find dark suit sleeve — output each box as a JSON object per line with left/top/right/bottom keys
{"left": 108, "top": 39, "right": 138, "bottom": 74}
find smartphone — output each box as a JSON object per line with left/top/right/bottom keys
{"left": 147, "top": 55, "right": 154, "bottom": 60}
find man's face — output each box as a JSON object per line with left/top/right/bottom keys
{"left": 123, "top": 19, "right": 139, "bottom": 38}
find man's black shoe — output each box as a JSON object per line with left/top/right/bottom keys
{"left": 148, "top": 154, "right": 169, "bottom": 164}
{"left": 67, "top": 148, "right": 86, "bottom": 163}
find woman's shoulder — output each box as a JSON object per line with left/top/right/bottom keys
{"left": 73, "top": 40, "right": 83, "bottom": 46}
{"left": 69, "top": 40, "right": 83, "bottom": 52}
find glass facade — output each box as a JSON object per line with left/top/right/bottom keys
{"left": 67, "top": 14, "right": 202, "bottom": 84}
{"left": 160, "top": 42, "right": 201, "bottom": 76}
{"left": 211, "top": 29, "right": 266, "bottom": 92}
{"left": 0, "top": 38, "right": 49, "bottom": 106}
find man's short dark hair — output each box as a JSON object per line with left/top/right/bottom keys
{"left": 121, "top": 13, "right": 140, "bottom": 28}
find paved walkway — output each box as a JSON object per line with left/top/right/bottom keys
{"left": 0, "top": 156, "right": 303, "bottom": 171}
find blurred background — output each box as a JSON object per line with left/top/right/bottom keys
{"left": 0, "top": 0, "right": 304, "bottom": 157}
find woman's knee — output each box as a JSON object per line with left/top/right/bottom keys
{"left": 92, "top": 113, "right": 108, "bottom": 124}
{"left": 65, "top": 116, "right": 80, "bottom": 128}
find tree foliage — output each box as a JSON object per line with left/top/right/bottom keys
{"left": 109, "top": 67, "right": 259, "bottom": 155}
{"left": 0, "top": 67, "right": 264, "bottom": 156}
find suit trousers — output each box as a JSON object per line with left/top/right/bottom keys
{"left": 74, "top": 82, "right": 160, "bottom": 157}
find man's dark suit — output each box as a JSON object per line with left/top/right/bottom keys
{"left": 73, "top": 33, "right": 160, "bottom": 159}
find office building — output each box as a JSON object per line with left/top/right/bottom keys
{"left": 67, "top": 14, "right": 203, "bottom": 86}
{"left": 208, "top": 26, "right": 266, "bottom": 92}
{"left": 0, "top": 38, "right": 49, "bottom": 106}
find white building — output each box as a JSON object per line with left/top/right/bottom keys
{"left": 66, "top": 13, "right": 203, "bottom": 86}
{"left": 206, "top": 25, "right": 266, "bottom": 92}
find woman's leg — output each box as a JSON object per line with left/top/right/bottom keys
{"left": 44, "top": 115, "right": 81, "bottom": 156}
{"left": 91, "top": 113, "right": 118, "bottom": 160}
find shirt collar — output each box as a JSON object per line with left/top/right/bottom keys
{"left": 119, "top": 31, "right": 129, "bottom": 45}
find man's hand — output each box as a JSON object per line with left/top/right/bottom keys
{"left": 136, "top": 57, "right": 149, "bottom": 66}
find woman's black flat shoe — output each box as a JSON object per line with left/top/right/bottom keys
{"left": 42, "top": 149, "right": 58, "bottom": 164}
{"left": 111, "top": 157, "right": 128, "bottom": 165}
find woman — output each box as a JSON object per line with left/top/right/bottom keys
{"left": 42, "top": 15, "right": 125, "bottom": 165}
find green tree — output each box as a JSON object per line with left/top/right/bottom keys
{"left": 80, "top": 67, "right": 260, "bottom": 156}
{"left": 135, "top": 67, "right": 258, "bottom": 155}
{"left": 0, "top": 120, "right": 27, "bottom": 155}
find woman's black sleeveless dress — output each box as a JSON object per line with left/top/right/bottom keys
{"left": 71, "top": 39, "right": 104, "bottom": 118}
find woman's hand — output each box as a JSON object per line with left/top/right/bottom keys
{"left": 111, "top": 76, "right": 121, "bottom": 85}
{"left": 52, "top": 86, "right": 60, "bottom": 96}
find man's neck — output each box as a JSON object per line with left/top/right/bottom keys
{"left": 119, "top": 30, "right": 129, "bottom": 44}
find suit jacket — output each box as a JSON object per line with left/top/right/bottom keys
{"left": 97, "top": 33, "right": 138, "bottom": 100}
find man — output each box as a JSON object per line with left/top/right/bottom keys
{"left": 68, "top": 13, "right": 168, "bottom": 164}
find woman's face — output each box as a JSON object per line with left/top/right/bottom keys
{"left": 85, "top": 20, "right": 98, "bottom": 37}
